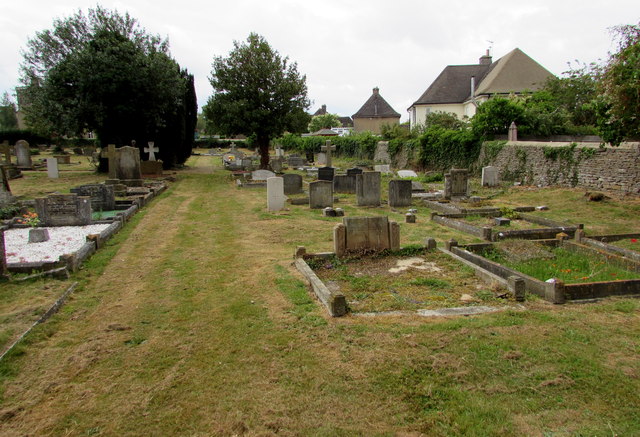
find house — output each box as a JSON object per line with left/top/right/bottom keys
{"left": 408, "top": 48, "right": 553, "bottom": 129}
{"left": 312, "top": 104, "right": 354, "bottom": 128}
{"left": 352, "top": 87, "right": 401, "bottom": 134}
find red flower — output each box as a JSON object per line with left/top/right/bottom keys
{"left": 631, "top": 239, "right": 638, "bottom": 243}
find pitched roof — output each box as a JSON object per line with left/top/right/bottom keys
{"left": 313, "top": 104, "right": 327, "bottom": 116}
{"left": 474, "top": 48, "right": 553, "bottom": 95}
{"left": 353, "top": 87, "right": 401, "bottom": 119}
{"left": 410, "top": 48, "right": 553, "bottom": 108}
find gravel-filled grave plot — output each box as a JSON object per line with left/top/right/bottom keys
{"left": 4, "top": 225, "right": 112, "bottom": 264}
{"left": 309, "top": 250, "right": 515, "bottom": 313}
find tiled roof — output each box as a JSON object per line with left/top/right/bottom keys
{"left": 353, "top": 88, "right": 401, "bottom": 118}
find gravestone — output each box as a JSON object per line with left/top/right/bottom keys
{"left": 114, "top": 146, "right": 142, "bottom": 183}
{"left": 70, "top": 184, "right": 116, "bottom": 211}
{"left": 0, "top": 141, "right": 11, "bottom": 163}
{"left": 144, "top": 142, "right": 159, "bottom": 161}
{"left": 47, "top": 158, "right": 59, "bottom": 178}
{"left": 15, "top": 140, "right": 32, "bottom": 168}
{"left": 241, "top": 158, "right": 254, "bottom": 171}
{"left": 444, "top": 168, "right": 469, "bottom": 199}
{"left": 482, "top": 166, "right": 499, "bottom": 187}
{"left": 374, "top": 164, "right": 391, "bottom": 174}
{"left": 35, "top": 193, "right": 92, "bottom": 226}
{"left": 316, "top": 152, "right": 327, "bottom": 166}
{"left": 321, "top": 140, "right": 336, "bottom": 167}
{"left": 333, "top": 216, "right": 400, "bottom": 257}
{"left": 105, "top": 144, "right": 117, "bottom": 179}
{"left": 309, "top": 180, "right": 333, "bottom": 209}
{"left": 305, "top": 151, "right": 315, "bottom": 164}
{"left": 140, "top": 160, "right": 163, "bottom": 176}
{"left": 270, "top": 157, "right": 283, "bottom": 173}
{"left": 333, "top": 174, "right": 356, "bottom": 194}
{"left": 397, "top": 170, "right": 418, "bottom": 178}
{"left": 288, "top": 154, "right": 304, "bottom": 168}
{"left": 267, "top": 177, "right": 286, "bottom": 212}
{"left": 373, "top": 141, "right": 391, "bottom": 164}
{"left": 508, "top": 122, "right": 518, "bottom": 141}
{"left": 283, "top": 173, "right": 303, "bottom": 195}
{"left": 54, "top": 155, "right": 71, "bottom": 164}
{"left": 252, "top": 169, "right": 276, "bottom": 181}
{"left": 0, "top": 166, "right": 13, "bottom": 206}
{"left": 388, "top": 180, "right": 412, "bottom": 207}
{"left": 318, "top": 166, "right": 335, "bottom": 182}
{"left": 356, "top": 171, "right": 381, "bottom": 207}
{"left": 275, "top": 146, "right": 284, "bottom": 157}
{"left": 347, "top": 167, "right": 363, "bottom": 177}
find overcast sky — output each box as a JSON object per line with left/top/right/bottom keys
{"left": 1, "top": 1, "right": 638, "bottom": 122}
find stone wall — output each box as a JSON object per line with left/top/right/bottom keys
{"left": 477, "top": 141, "right": 640, "bottom": 194}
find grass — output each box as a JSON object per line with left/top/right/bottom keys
{"left": 484, "top": 243, "right": 640, "bottom": 283}
{"left": 0, "top": 153, "right": 639, "bottom": 435}
{"left": 610, "top": 237, "right": 640, "bottom": 251}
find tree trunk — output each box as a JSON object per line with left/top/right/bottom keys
{"left": 257, "top": 134, "right": 270, "bottom": 169}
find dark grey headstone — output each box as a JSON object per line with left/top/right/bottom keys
{"left": 444, "top": 168, "right": 469, "bottom": 199}
{"left": 70, "top": 184, "right": 116, "bottom": 211}
{"left": 283, "top": 173, "right": 303, "bottom": 195}
{"left": 346, "top": 168, "right": 363, "bottom": 176}
{"left": 333, "top": 174, "right": 356, "bottom": 194}
{"left": 15, "top": 140, "right": 32, "bottom": 168}
{"left": 356, "top": 172, "right": 381, "bottom": 207}
{"left": 35, "top": 193, "right": 92, "bottom": 226}
{"left": 318, "top": 166, "right": 335, "bottom": 182}
{"left": 309, "top": 180, "right": 333, "bottom": 209}
{"left": 388, "top": 179, "right": 412, "bottom": 208}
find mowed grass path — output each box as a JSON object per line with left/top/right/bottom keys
{"left": 0, "top": 155, "right": 639, "bottom": 436}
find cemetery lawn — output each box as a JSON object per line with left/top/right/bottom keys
{"left": 0, "top": 152, "right": 638, "bottom": 436}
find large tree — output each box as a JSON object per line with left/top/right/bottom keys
{"left": 0, "top": 92, "right": 18, "bottom": 130}
{"left": 308, "top": 113, "right": 341, "bottom": 132}
{"left": 20, "top": 6, "right": 192, "bottom": 164}
{"left": 204, "top": 33, "right": 310, "bottom": 168}
{"left": 599, "top": 21, "right": 640, "bottom": 143}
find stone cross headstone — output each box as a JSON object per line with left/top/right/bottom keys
{"left": 508, "top": 122, "right": 518, "bottom": 141}
{"left": 15, "top": 140, "right": 32, "bottom": 168}
{"left": 444, "top": 168, "right": 469, "bottom": 199}
{"left": 47, "top": 157, "right": 59, "bottom": 179}
{"left": 283, "top": 173, "right": 303, "bottom": 195}
{"left": 388, "top": 179, "right": 412, "bottom": 207}
{"left": 356, "top": 171, "right": 381, "bottom": 207}
{"left": 144, "top": 142, "right": 159, "bottom": 161}
{"left": 318, "top": 166, "right": 335, "bottom": 182}
{"left": 321, "top": 140, "right": 336, "bottom": 167}
{"left": 114, "top": 146, "right": 142, "bottom": 181}
{"left": 0, "top": 141, "right": 10, "bottom": 164}
{"left": 35, "top": 193, "right": 92, "bottom": 226}
{"left": 267, "top": 177, "right": 286, "bottom": 212}
{"left": 70, "top": 184, "right": 115, "bottom": 211}
{"left": 309, "top": 180, "right": 333, "bottom": 209}
{"left": 482, "top": 166, "right": 499, "bottom": 187}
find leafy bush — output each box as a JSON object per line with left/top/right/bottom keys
{"left": 0, "top": 129, "right": 50, "bottom": 145}
{"left": 417, "top": 126, "right": 481, "bottom": 170}
{"left": 275, "top": 131, "right": 380, "bottom": 159}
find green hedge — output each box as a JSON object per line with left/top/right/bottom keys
{"left": 0, "top": 129, "right": 50, "bottom": 145}
{"left": 194, "top": 137, "right": 246, "bottom": 148}
{"left": 417, "top": 127, "right": 481, "bottom": 170}
{"left": 276, "top": 131, "right": 379, "bottom": 159}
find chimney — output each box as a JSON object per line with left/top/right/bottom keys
{"left": 321, "top": 104, "right": 326, "bottom": 113}
{"left": 479, "top": 49, "right": 492, "bottom": 65}
{"left": 373, "top": 87, "right": 379, "bottom": 95}
{"left": 470, "top": 76, "right": 475, "bottom": 98}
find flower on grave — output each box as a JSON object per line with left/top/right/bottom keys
{"left": 631, "top": 239, "right": 638, "bottom": 243}
{"left": 19, "top": 212, "right": 40, "bottom": 228}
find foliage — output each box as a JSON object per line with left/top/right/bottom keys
{"left": 471, "top": 97, "right": 526, "bottom": 138}
{"left": 0, "top": 205, "right": 21, "bottom": 220}
{"left": 599, "top": 21, "right": 640, "bottom": 143}
{"left": 20, "top": 6, "right": 191, "bottom": 167}
{"left": 0, "top": 92, "right": 18, "bottom": 130}
{"left": 308, "top": 113, "right": 341, "bottom": 132}
{"left": 18, "top": 212, "right": 40, "bottom": 227}
{"left": 417, "top": 126, "right": 481, "bottom": 170}
{"left": 276, "top": 131, "right": 379, "bottom": 159}
{"left": 0, "top": 129, "right": 50, "bottom": 145}
{"left": 203, "top": 33, "right": 310, "bottom": 168}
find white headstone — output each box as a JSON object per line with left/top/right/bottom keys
{"left": 46, "top": 157, "right": 59, "bottom": 178}
{"left": 482, "top": 166, "right": 499, "bottom": 187}
{"left": 397, "top": 170, "right": 418, "bottom": 178}
{"left": 267, "top": 177, "right": 285, "bottom": 212}
{"left": 374, "top": 164, "right": 391, "bottom": 174}
{"left": 275, "top": 147, "right": 285, "bottom": 157}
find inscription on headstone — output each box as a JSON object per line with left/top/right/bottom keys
{"left": 70, "top": 184, "right": 115, "bottom": 211}
{"left": 283, "top": 173, "right": 303, "bottom": 195}
{"left": 444, "top": 168, "right": 469, "bottom": 199}
{"left": 356, "top": 172, "right": 381, "bottom": 207}
{"left": 15, "top": 140, "right": 32, "bottom": 168}
{"left": 388, "top": 179, "right": 412, "bottom": 207}
{"left": 35, "top": 193, "right": 92, "bottom": 226}
{"left": 482, "top": 166, "right": 499, "bottom": 187}
{"left": 309, "top": 180, "right": 333, "bottom": 209}
{"left": 318, "top": 166, "right": 335, "bottom": 182}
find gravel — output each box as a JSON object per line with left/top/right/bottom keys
{"left": 3, "top": 225, "right": 111, "bottom": 264}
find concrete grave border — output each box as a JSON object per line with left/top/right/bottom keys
{"left": 575, "top": 231, "right": 640, "bottom": 263}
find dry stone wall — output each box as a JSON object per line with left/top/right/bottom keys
{"left": 478, "top": 141, "right": 640, "bottom": 194}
